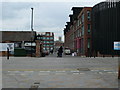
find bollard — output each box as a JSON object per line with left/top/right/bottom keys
{"left": 7, "top": 48, "right": 9, "bottom": 60}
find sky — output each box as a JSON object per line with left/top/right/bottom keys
{"left": 1, "top": 0, "right": 105, "bottom": 41}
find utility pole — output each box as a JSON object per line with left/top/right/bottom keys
{"left": 31, "top": 8, "right": 34, "bottom": 57}
{"left": 31, "top": 8, "right": 34, "bottom": 31}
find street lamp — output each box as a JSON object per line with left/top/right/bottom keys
{"left": 31, "top": 8, "right": 34, "bottom": 57}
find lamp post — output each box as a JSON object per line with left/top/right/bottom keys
{"left": 31, "top": 8, "right": 34, "bottom": 57}
{"left": 31, "top": 8, "right": 34, "bottom": 31}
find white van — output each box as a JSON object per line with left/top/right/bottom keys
{"left": 64, "top": 48, "right": 71, "bottom": 55}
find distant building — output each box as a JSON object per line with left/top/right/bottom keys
{"left": 54, "top": 36, "right": 64, "bottom": 52}
{"left": 36, "top": 32, "right": 54, "bottom": 52}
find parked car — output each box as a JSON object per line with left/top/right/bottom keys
{"left": 43, "top": 50, "right": 49, "bottom": 55}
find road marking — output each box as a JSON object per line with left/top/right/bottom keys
{"left": 55, "top": 73, "right": 67, "bottom": 75}
{"left": 91, "top": 70, "right": 99, "bottom": 71}
{"left": 79, "top": 73, "right": 85, "bottom": 74}
{"left": 104, "top": 70, "right": 111, "bottom": 71}
{"left": 56, "top": 71, "right": 66, "bottom": 72}
{"left": 39, "top": 71, "right": 50, "bottom": 72}
{"left": 70, "top": 70, "right": 79, "bottom": 72}
{"left": 24, "top": 71, "right": 34, "bottom": 73}
{"left": 98, "top": 72, "right": 103, "bottom": 74}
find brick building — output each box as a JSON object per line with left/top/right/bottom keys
{"left": 64, "top": 7, "right": 92, "bottom": 56}
{"left": 36, "top": 32, "right": 54, "bottom": 53}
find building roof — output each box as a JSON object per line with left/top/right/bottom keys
{"left": 0, "top": 31, "right": 36, "bottom": 42}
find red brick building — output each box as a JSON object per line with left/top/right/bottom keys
{"left": 64, "top": 7, "right": 92, "bottom": 56}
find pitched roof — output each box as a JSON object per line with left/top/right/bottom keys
{"left": 0, "top": 31, "right": 36, "bottom": 42}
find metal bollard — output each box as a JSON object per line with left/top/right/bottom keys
{"left": 7, "top": 48, "right": 9, "bottom": 60}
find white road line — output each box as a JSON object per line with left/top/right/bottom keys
{"left": 70, "top": 70, "right": 79, "bottom": 72}
{"left": 91, "top": 70, "right": 99, "bottom": 71}
{"left": 55, "top": 73, "right": 66, "bottom": 75}
{"left": 39, "top": 71, "right": 50, "bottom": 72}
{"left": 8, "top": 71, "right": 19, "bottom": 73}
{"left": 104, "top": 70, "right": 111, "bottom": 71}
{"left": 79, "top": 73, "right": 85, "bottom": 74}
{"left": 56, "top": 71, "right": 66, "bottom": 72}
{"left": 107, "top": 72, "right": 116, "bottom": 74}
{"left": 98, "top": 72, "right": 103, "bottom": 74}
{"left": 24, "top": 71, "right": 34, "bottom": 73}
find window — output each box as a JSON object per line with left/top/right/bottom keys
{"left": 46, "top": 33, "right": 49, "bottom": 36}
{"left": 88, "top": 24, "right": 91, "bottom": 33}
{"left": 50, "top": 37, "right": 53, "bottom": 39}
{"left": 47, "top": 37, "right": 49, "bottom": 40}
{"left": 82, "top": 14, "right": 84, "bottom": 23}
{"left": 87, "top": 38, "right": 90, "bottom": 48}
{"left": 46, "top": 41, "right": 49, "bottom": 43}
{"left": 50, "top": 41, "right": 54, "bottom": 43}
{"left": 43, "top": 37, "right": 46, "bottom": 39}
{"left": 82, "top": 25, "right": 84, "bottom": 35}
{"left": 87, "top": 11, "right": 91, "bottom": 21}
{"left": 77, "top": 20, "right": 79, "bottom": 26}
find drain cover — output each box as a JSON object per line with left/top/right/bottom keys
{"left": 77, "top": 68, "right": 90, "bottom": 71}
{"left": 30, "top": 82, "right": 40, "bottom": 89}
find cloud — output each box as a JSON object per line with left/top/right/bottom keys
{"left": 1, "top": 1, "right": 105, "bottom": 41}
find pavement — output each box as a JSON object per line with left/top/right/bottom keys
{"left": 1, "top": 54, "right": 119, "bottom": 88}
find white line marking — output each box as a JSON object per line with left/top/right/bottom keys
{"left": 55, "top": 73, "right": 66, "bottom": 75}
{"left": 98, "top": 72, "right": 103, "bottom": 74}
{"left": 39, "top": 71, "right": 50, "bottom": 72}
{"left": 107, "top": 72, "right": 116, "bottom": 74}
{"left": 91, "top": 70, "right": 99, "bottom": 71}
{"left": 80, "top": 73, "right": 85, "bottom": 74}
{"left": 70, "top": 71, "right": 79, "bottom": 72}
{"left": 56, "top": 71, "right": 66, "bottom": 72}
{"left": 104, "top": 70, "right": 110, "bottom": 71}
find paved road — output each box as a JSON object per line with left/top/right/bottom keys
{"left": 2, "top": 54, "right": 119, "bottom": 88}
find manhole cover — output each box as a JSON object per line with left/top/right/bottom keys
{"left": 77, "top": 68, "right": 90, "bottom": 71}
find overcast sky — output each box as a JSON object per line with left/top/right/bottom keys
{"left": 1, "top": 0, "right": 105, "bottom": 41}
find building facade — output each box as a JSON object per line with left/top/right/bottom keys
{"left": 37, "top": 32, "right": 54, "bottom": 52}
{"left": 64, "top": 7, "right": 92, "bottom": 56}
{"left": 91, "top": 1, "right": 120, "bottom": 56}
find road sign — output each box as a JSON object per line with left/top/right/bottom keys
{"left": 114, "top": 42, "right": 120, "bottom": 50}
{"left": 0, "top": 43, "right": 14, "bottom": 51}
